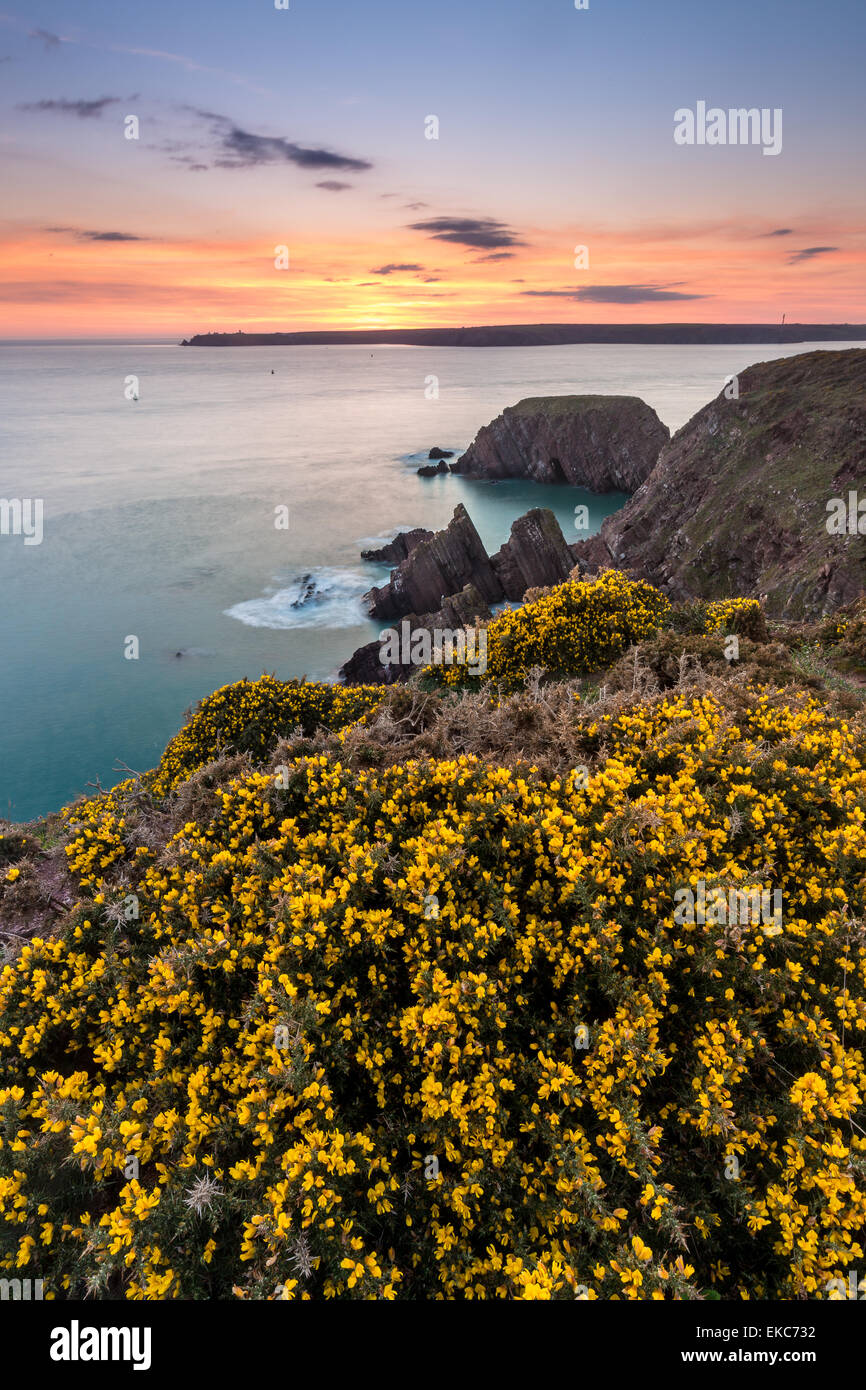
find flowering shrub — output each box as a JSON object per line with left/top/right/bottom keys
{"left": 1, "top": 689, "right": 864, "bottom": 1300}
{"left": 152, "top": 676, "right": 384, "bottom": 795}
{"left": 427, "top": 570, "right": 671, "bottom": 690}
{"left": 703, "top": 598, "right": 767, "bottom": 642}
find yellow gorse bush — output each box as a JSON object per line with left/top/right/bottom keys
{"left": 427, "top": 569, "right": 671, "bottom": 689}
{"left": 703, "top": 598, "right": 766, "bottom": 640}
{"left": 152, "top": 675, "right": 384, "bottom": 795}
{"left": 2, "top": 688, "right": 864, "bottom": 1300}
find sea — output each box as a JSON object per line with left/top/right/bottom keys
{"left": 0, "top": 338, "right": 855, "bottom": 822}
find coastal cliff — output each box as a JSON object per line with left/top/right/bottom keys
{"left": 452, "top": 394, "right": 669, "bottom": 491}
{"left": 573, "top": 348, "right": 866, "bottom": 619}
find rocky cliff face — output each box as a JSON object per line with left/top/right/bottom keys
{"left": 363, "top": 505, "right": 501, "bottom": 620}
{"left": 343, "top": 504, "right": 579, "bottom": 684}
{"left": 490, "top": 508, "right": 577, "bottom": 600}
{"left": 361, "top": 529, "right": 433, "bottom": 564}
{"left": 452, "top": 395, "right": 669, "bottom": 492}
{"left": 340, "top": 583, "right": 493, "bottom": 686}
{"left": 573, "top": 349, "right": 866, "bottom": 619}
{"left": 362, "top": 504, "right": 578, "bottom": 621}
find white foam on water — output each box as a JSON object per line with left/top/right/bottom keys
{"left": 224, "top": 567, "right": 371, "bottom": 630}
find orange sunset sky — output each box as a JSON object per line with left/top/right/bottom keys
{"left": 2, "top": 0, "right": 865, "bottom": 337}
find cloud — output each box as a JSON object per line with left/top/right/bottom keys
{"left": 18, "top": 96, "right": 122, "bottom": 119}
{"left": 190, "top": 110, "right": 373, "bottom": 172}
{"left": 316, "top": 180, "right": 352, "bottom": 191}
{"left": 759, "top": 228, "right": 794, "bottom": 237}
{"left": 521, "top": 285, "right": 708, "bottom": 303}
{"left": 409, "top": 216, "right": 525, "bottom": 250}
{"left": 474, "top": 251, "right": 516, "bottom": 263}
{"left": 81, "top": 231, "right": 146, "bottom": 242}
{"left": 169, "top": 154, "right": 210, "bottom": 171}
{"left": 787, "top": 245, "right": 838, "bottom": 264}
{"left": 45, "top": 227, "right": 147, "bottom": 242}
{"left": 371, "top": 263, "right": 425, "bottom": 275}
{"left": 403, "top": 201, "right": 428, "bottom": 211}
{"left": 28, "top": 27, "right": 61, "bottom": 49}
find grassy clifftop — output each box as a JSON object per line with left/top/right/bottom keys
{"left": 577, "top": 348, "right": 866, "bottom": 619}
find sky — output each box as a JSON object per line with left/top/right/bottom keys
{"left": 1, "top": 0, "right": 864, "bottom": 336}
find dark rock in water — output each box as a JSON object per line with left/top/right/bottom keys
{"left": 428, "top": 447, "right": 454, "bottom": 460}
{"left": 434, "top": 583, "right": 493, "bottom": 630}
{"left": 363, "top": 504, "right": 502, "bottom": 620}
{"left": 417, "top": 460, "right": 448, "bottom": 477}
{"left": 491, "top": 509, "right": 577, "bottom": 601}
{"left": 570, "top": 348, "right": 866, "bottom": 620}
{"left": 339, "top": 638, "right": 403, "bottom": 687}
{"left": 291, "top": 574, "right": 317, "bottom": 608}
{"left": 344, "top": 504, "right": 579, "bottom": 684}
{"left": 453, "top": 395, "right": 669, "bottom": 492}
{"left": 340, "top": 583, "right": 493, "bottom": 687}
{"left": 362, "top": 503, "right": 578, "bottom": 622}
{"left": 361, "top": 528, "right": 433, "bottom": 565}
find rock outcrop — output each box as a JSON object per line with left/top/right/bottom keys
{"left": 572, "top": 349, "right": 866, "bottom": 620}
{"left": 340, "top": 584, "right": 492, "bottom": 686}
{"left": 490, "top": 509, "right": 578, "bottom": 600}
{"left": 361, "top": 529, "right": 433, "bottom": 565}
{"left": 417, "top": 460, "right": 448, "bottom": 477}
{"left": 363, "top": 505, "right": 501, "bottom": 620}
{"left": 452, "top": 395, "right": 669, "bottom": 492}
{"left": 428, "top": 447, "right": 454, "bottom": 459}
{"left": 343, "top": 504, "right": 579, "bottom": 684}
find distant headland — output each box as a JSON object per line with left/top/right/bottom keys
{"left": 180, "top": 323, "right": 866, "bottom": 349}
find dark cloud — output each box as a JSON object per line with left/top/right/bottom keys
{"left": 474, "top": 251, "right": 516, "bottom": 263}
{"left": 787, "top": 245, "right": 838, "bottom": 264}
{"left": 316, "top": 180, "right": 352, "bottom": 191}
{"left": 81, "top": 231, "right": 146, "bottom": 242}
{"left": 371, "top": 263, "right": 425, "bottom": 276}
{"left": 759, "top": 228, "right": 794, "bottom": 237}
{"left": 521, "top": 285, "right": 707, "bottom": 303}
{"left": 18, "top": 96, "right": 121, "bottom": 119}
{"left": 188, "top": 110, "right": 373, "bottom": 172}
{"left": 28, "top": 28, "right": 61, "bottom": 49}
{"left": 409, "top": 216, "right": 525, "bottom": 250}
{"left": 403, "top": 201, "right": 428, "bottom": 211}
{"left": 45, "top": 227, "right": 147, "bottom": 242}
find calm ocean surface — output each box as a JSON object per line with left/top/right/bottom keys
{"left": 0, "top": 339, "right": 852, "bottom": 821}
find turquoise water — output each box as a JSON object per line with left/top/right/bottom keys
{"left": 0, "top": 339, "right": 850, "bottom": 821}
